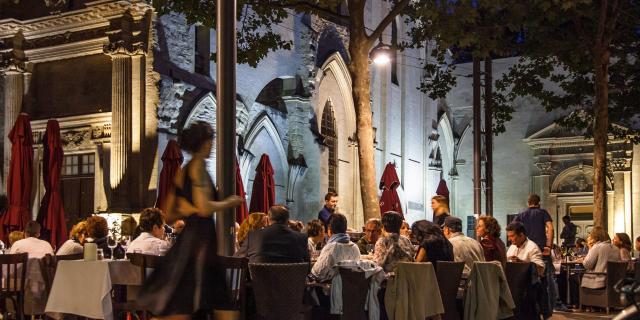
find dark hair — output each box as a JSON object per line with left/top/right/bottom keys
{"left": 179, "top": 121, "right": 214, "bottom": 153}
{"left": 527, "top": 194, "right": 541, "bottom": 206}
{"left": 268, "top": 205, "right": 289, "bottom": 224}
{"left": 478, "top": 216, "right": 501, "bottom": 238}
{"left": 444, "top": 216, "right": 463, "bottom": 233}
{"left": 86, "top": 216, "right": 109, "bottom": 239}
{"left": 411, "top": 220, "right": 444, "bottom": 244}
{"left": 576, "top": 237, "right": 586, "bottom": 248}
{"left": 366, "top": 218, "right": 383, "bottom": 230}
{"left": 307, "top": 219, "right": 324, "bottom": 237}
{"left": 506, "top": 221, "right": 527, "bottom": 236}
{"left": 411, "top": 220, "right": 454, "bottom": 263}
{"left": 324, "top": 191, "right": 338, "bottom": 201}
{"left": 615, "top": 233, "right": 632, "bottom": 251}
{"left": 382, "top": 211, "right": 403, "bottom": 234}
{"left": 562, "top": 215, "right": 571, "bottom": 222}
{"left": 24, "top": 221, "right": 41, "bottom": 237}
{"left": 139, "top": 207, "right": 164, "bottom": 233}
{"left": 328, "top": 213, "right": 348, "bottom": 234}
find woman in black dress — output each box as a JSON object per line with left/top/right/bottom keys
{"left": 411, "top": 220, "right": 454, "bottom": 265}
{"left": 136, "top": 121, "right": 243, "bottom": 320}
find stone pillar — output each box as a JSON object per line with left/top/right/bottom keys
{"left": 106, "top": 50, "right": 133, "bottom": 211}
{"left": 1, "top": 69, "right": 24, "bottom": 192}
{"left": 130, "top": 54, "right": 145, "bottom": 208}
{"left": 612, "top": 160, "right": 631, "bottom": 234}
{"left": 633, "top": 144, "right": 640, "bottom": 242}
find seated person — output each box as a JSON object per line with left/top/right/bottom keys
{"left": 85, "top": 215, "right": 111, "bottom": 258}
{"left": 57, "top": 221, "right": 87, "bottom": 255}
{"left": 9, "top": 221, "right": 54, "bottom": 258}
{"left": 235, "top": 212, "right": 267, "bottom": 251}
{"left": 372, "top": 211, "right": 415, "bottom": 272}
{"left": 411, "top": 220, "right": 454, "bottom": 264}
{"left": 288, "top": 220, "right": 304, "bottom": 232}
{"left": 506, "top": 222, "right": 545, "bottom": 276}
{"left": 357, "top": 218, "right": 382, "bottom": 254}
{"left": 400, "top": 220, "right": 411, "bottom": 238}
{"left": 311, "top": 214, "right": 360, "bottom": 281}
{"left": 613, "top": 232, "right": 632, "bottom": 262}
{"left": 8, "top": 231, "right": 24, "bottom": 247}
{"left": 476, "top": 215, "right": 507, "bottom": 268}
{"left": 575, "top": 238, "right": 589, "bottom": 256}
{"left": 443, "top": 216, "right": 485, "bottom": 276}
{"left": 580, "top": 227, "right": 621, "bottom": 289}
{"left": 238, "top": 205, "right": 309, "bottom": 263}
{"left": 306, "top": 219, "right": 325, "bottom": 257}
{"left": 127, "top": 208, "right": 170, "bottom": 255}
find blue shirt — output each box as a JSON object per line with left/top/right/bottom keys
{"left": 318, "top": 206, "right": 333, "bottom": 228}
{"left": 514, "top": 207, "right": 552, "bottom": 250}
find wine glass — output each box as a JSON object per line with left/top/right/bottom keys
{"left": 107, "top": 235, "right": 117, "bottom": 259}
{"left": 120, "top": 236, "right": 131, "bottom": 257}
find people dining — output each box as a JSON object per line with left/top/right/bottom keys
{"left": 372, "top": 211, "right": 415, "bottom": 272}
{"left": 236, "top": 212, "right": 267, "bottom": 249}
{"left": 237, "top": 205, "right": 309, "bottom": 263}
{"left": 57, "top": 221, "right": 87, "bottom": 255}
{"left": 127, "top": 208, "right": 171, "bottom": 255}
{"left": 431, "top": 195, "right": 450, "bottom": 227}
{"left": 506, "top": 221, "right": 545, "bottom": 276}
{"left": 613, "top": 232, "right": 632, "bottom": 262}
{"left": 579, "top": 227, "right": 621, "bottom": 290}
{"left": 311, "top": 213, "right": 361, "bottom": 281}
{"left": 443, "top": 216, "right": 485, "bottom": 276}
{"left": 9, "top": 221, "right": 54, "bottom": 258}
{"left": 85, "top": 215, "right": 111, "bottom": 258}
{"left": 306, "top": 219, "right": 325, "bottom": 258}
{"left": 357, "top": 218, "right": 382, "bottom": 255}
{"left": 411, "top": 220, "right": 454, "bottom": 265}
{"left": 400, "top": 220, "right": 411, "bottom": 238}
{"left": 8, "top": 230, "right": 25, "bottom": 247}
{"left": 476, "top": 215, "right": 507, "bottom": 268}
{"left": 575, "top": 238, "right": 589, "bottom": 256}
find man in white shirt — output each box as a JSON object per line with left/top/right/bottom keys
{"left": 9, "top": 221, "right": 54, "bottom": 258}
{"left": 311, "top": 213, "right": 360, "bottom": 281}
{"left": 506, "top": 221, "right": 545, "bottom": 276}
{"left": 443, "top": 216, "right": 485, "bottom": 276}
{"left": 126, "top": 208, "right": 170, "bottom": 255}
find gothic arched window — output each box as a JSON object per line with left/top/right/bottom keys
{"left": 321, "top": 101, "right": 338, "bottom": 192}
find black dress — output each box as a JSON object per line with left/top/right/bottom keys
{"left": 136, "top": 161, "right": 224, "bottom": 317}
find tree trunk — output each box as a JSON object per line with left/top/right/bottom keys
{"left": 347, "top": 2, "right": 381, "bottom": 221}
{"left": 592, "top": 48, "right": 610, "bottom": 229}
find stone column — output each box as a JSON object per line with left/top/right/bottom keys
{"left": 130, "top": 54, "right": 145, "bottom": 208}
{"left": 632, "top": 144, "right": 640, "bottom": 241}
{"left": 105, "top": 48, "right": 133, "bottom": 211}
{"left": 1, "top": 69, "right": 24, "bottom": 192}
{"left": 612, "top": 159, "right": 631, "bottom": 234}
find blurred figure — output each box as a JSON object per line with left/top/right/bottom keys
{"left": 236, "top": 212, "right": 267, "bottom": 250}
{"left": 288, "top": 220, "right": 304, "bottom": 232}
{"left": 357, "top": 218, "right": 382, "bottom": 254}
{"left": 57, "top": 221, "right": 87, "bottom": 255}
{"left": 635, "top": 236, "right": 640, "bottom": 253}
{"left": 306, "top": 219, "right": 325, "bottom": 257}
{"left": 560, "top": 215, "right": 577, "bottom": 248}
{"left": 121, "top": 215, "right": 138, "bottom": 238}
{"left": 8, "top": 231, "right": 24, "bottom": 247}
{"left": 575, "top": 238, "right": 588, "bottom": 256}
{"left": 411, "top": 220, "right": 454, "bottom": 265}
{"left": 613, "top": 232, "right": 632, "bottom": 261}
{"left": 9, "top": 221, "right": 54, "bottom": 258}
{"left": 172, "top": 220, "right": 186, "bottom": 234}
{"left": 431, "top": 195, "right": 450, "bottom": 227}
{"left": 476, "top": 216, "right": 507, "bottom": 268}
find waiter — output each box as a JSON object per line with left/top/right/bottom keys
{"left": 318, "top": 191, "right": 338, "bottom": 230}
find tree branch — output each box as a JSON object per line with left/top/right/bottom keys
{"left": 254, "top": 1, "right": 350, "bottom": 25}
{"left": 367, "top": 0, "right": 410, "bottom": 43}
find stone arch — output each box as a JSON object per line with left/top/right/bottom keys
{"left": 242, "top": 113, "right": 289, "bottom": 205}
{"left": 437, "top": 114, "right": 455, "bottom": 174}
{"left": 551, "top": 165, "right": 612, "bottom": 193}
{"left": 316, "top": 26, "right": 349, "bottom": 68}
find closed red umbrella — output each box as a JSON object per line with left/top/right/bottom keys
{"left": 155, "top": 140, "right": 183, "bottom": 213}
{"left": 235, "top": 159, "right": 249, "bottom": 223}
{"left": 379, "top": 162, "right": 403, "bottom": 218}
{"left": 0, "top": 113, "right": 33, "bottom": 244}
{"left": 249, "top": 154, "right": 275, "bottom": 214}
{"left": 37, "top": 119, "right": 67, "bottom": 248}
{"left": 436, "top": 179, "right": 450, "bottom": 198}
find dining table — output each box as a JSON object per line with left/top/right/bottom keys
{"left": 45, "top": 259, "right": 141, "bottom": 320}
{"left": 558, "top": 261, "right": 585, "bottom": 305}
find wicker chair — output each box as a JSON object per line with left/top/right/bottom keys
{"left": 579, "top": 261, "right": 628, "bottom": 314}
{"left": 249, "top": 262, "right": 310, "bottom": 320}
{"left": 336, "top": 267, "right": 369, "bottom": 320}
{"left": 435, "top": 261, "right": 464, "bottom": 320}
{"left": 216, "top": 256, "right": 249, "bottom": 320}
{"left": 0, "top": 253, "right": 28, "bottom": 320}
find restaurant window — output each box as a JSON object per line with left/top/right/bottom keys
{"left": 62, "top": 153, "right": 95, "bottom": 176}
{"left": 61, "top": 153, "right": 95, "bottom": 229}
{"left": 321, "top": 101, "right": 338, "bottom": 192}
{"left": 195, "top": 26, "right": 211, "bottom": 76}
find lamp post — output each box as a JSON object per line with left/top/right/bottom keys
{"left": 216, "top": 0, "right": 237, "bottom": 256}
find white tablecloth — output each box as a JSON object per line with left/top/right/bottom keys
{"left": 45, "top": 259, "right": 140, "bottom": 320}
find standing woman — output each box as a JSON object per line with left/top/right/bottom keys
{"left": 431, "top": 195, "right": 450, "bottom": 227}
{"left": 476, "top": 216, "right": 507, "bottom": 268}
{"left": 136, "top": 121, "right": 243, "bottom": 320}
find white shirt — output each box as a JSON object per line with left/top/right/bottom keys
{"left": 126, "top": 232, "right": 170, "bottom": 255}
{"left": 507, "top": 238, "right": 545, "bottom": 274}
{"left": 308, "top": 238, "right": 318, "bottom": 256}
{"left": 448, "top": 232, "right": 486, "bottom": 276}
{"left": 311, "top": 241, "right": 361, "bottom": 281}
{"left": 9, "top": 237, "right": 54, "bottom": 258}
{"left": 56, "top": 240, "right": 83, "bottom": 255}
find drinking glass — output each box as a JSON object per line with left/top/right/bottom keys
{"left": 107, "top": 235, "right": 117, "bottom": 259}
{"left": 97, "top": 248, "right": 104, "bottom": 260}
{"left": 120, "top": 236, "right": 131, "bottom": 258}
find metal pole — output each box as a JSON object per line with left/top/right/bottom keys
{"left": 216, "top": 0, "right": 237, "bottom": 256}
{"left": 484, "top": 58, "right": 493, "bottom": 216}
{"left": 473, "top": 57, "right": 482, "bottom": 216}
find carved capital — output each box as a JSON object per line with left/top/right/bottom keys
{"left": 103, "top": 40, "right": 145, "bottom": 57}
{"left": 609, "top": 158, "right": 630, "bottom": 172}
{"left": 0, "top": 57, "right": 26, "bottom": 74}
{"left": 535, "top": 161, "right": 554, "bottom": 176}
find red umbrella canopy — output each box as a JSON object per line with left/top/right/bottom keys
{"left": 0, "top": 113, "right": 34, "bottom": 244}
{"left": 249, "top": 154, "right": 275, "bottom": 214}
{"left": 379, "top": 163, "right": 403, "bottom": 218}
{"left": 156, "top": 140, "right": 184, "bottom": 213}
{"left": 235, "top": 159, "right": 249, "bottom": 223}
{"left": 37, "top": 119, "right": 67, "bottom": 248}
{"left": 436, "top": 179, "right": 450, "bottom": 198}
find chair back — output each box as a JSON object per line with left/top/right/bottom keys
{"left": 55, "top": 253, "right": 83, "bottom": 263}
{"left": 217, "top": 256, "right": 249, "bottom": 317}
{"left": 0, "top": 253, "right": 28, "bottom": 293}
{"left": 39, "top": 253, "right": 82, "bottom": 296}
{"left": 338, "top": 267, "right": 369, "bottom": 320}
{"left": 249, "top": 262, "right": 309, "bottom": 320}
{"left": 127, "top": 253, "right": 163, "bottom": 280}
{"left": 505, "top": 262, "right": 532, "bottom": 316}
{"left": 606, "top": 261, "right": 629, "bottom": 307}
{"left": 435, "top": 261, "right": 464, "bottom": 320}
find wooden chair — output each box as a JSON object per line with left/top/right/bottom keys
{"left": 216, "top": 256, "right": 249, "bottom": 320}
{"left": 249, "top": 262, "right": 310, "bottom": 320}
{"left": 580, "top": 261, "right": 628, "bottom": 314}
{"left": 0, "top": 253, "right": 28, "bottom": 320}
{"left": 39, "top": 253, "right": 84, "bottom": 296}
{"left": 435, "top": 261, "right": 465, "bottom": 320}
{"left": 505, "top": 262, "right": 534, "bottom": 319}
{"left": 116, "top": 253, "right": 163, "bottom": 320}
{"left": 336, "top": 267, "right": 369, "bottom": 320}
